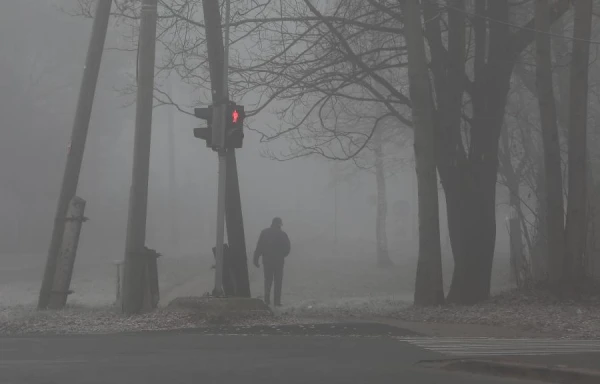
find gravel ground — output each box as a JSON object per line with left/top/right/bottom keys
{"left": 0, "top": 304, "right": 344, "bottom": 336}
{"left": 0, "top": 305, "right": 204, "bottom": 336}
{"left": 3, "top": 290, "right": 599, "bottom": 338}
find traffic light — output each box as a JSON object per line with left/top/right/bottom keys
{"left": 194, "top": 107, "right": 214, "bottom": 148}
{"left": 225, "top": 103, "right": 245, "bottom": 149}
{"left": 193, "top": 104, "right": 245, "bottom": 149}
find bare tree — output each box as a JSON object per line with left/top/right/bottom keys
{"left": 536, "top": 0, "right": 566, "bottom": 285}
{"left": 403, "top": 0, "right": 444, "bottom": 306}
{"left": 565, "top": 0, "right": 593, "bottom": 290}
{"left": 71, "top": 0, "right": 574, "bottom": 304}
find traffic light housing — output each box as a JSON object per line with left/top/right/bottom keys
{"left": 193, "top": 103, "right": 245, "bottom": 149}
{"left": 225, "top": 103, "right": 245, "bottom": 149}
{"left": 194, "top": 107, "right": 215, "bottom": 148}
{"left": 193, "top": 128, "right": 212, "bottom": 147}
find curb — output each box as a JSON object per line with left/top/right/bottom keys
{"left": 420, "top": 359, "right": 600, "bottom": 384}
{"left": 365, "top": 316, "right": 557, "bottom": 339}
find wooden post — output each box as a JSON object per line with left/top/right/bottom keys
{"left": 48, "top": 197, "right": 87, "bottom": 309}
{"left": 38, "top": 0, "right": 112, "bottom": 310}
{"left": 225, "top": 150, "right": 251, "bottom": 297}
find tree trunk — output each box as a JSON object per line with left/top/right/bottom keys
{"left": 431, "top": 0, "right": 507, "bottom": 304}
{"left": 403, "top": 0, "right": 444, "bottom": 306}
{"left": 444, "top": 160, "right": 498, "bottom": 304}
{"left": 588, "top": 184, "right": 600, "bottom": 279}
{"left": 565, "top": 0, "right": 593, "bottom": 288}
{"left": 535, "top": 0, "right": 566, "bottom": 284}
{"left": 531, "top": 157, "right": 550, "bottom": 281}
{"left": 500, "top": 127, "right": 524, "bottom": 287}
{"left": 374, "top": 129, "right": 393, "bottom": 267}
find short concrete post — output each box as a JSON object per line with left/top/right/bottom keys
{"left": 114, "top": 260, "right": 125, "bottom": 306}
{"left": 48, "top": 196, "right": 87, "bottom": 309}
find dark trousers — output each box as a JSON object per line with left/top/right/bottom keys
{"left": 263, "top": 258, "right": 284, "bottom": 305}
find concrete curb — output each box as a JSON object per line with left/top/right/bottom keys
{"left": 420, "top": 358, "right": 600, "bottom": 384}
{"left": 366, "top": 316, "right": 557, "bottom": 339}
{"left": 167, "top": 297, "right": 273, "bottom": 323}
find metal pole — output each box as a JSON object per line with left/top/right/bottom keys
{"left": 122, "top": 0, "right": 158, "bottom": 314}
{"left": 222, "top": 0, "right": 231, "bottom": 101}
{"left": 37, "top": 0, "right": 113, "bottom": 310}
{"left": 201, "top": 0, "right": 228, "bottom": 296}
{"left": 214, "top": 151, "right": 226, "bottom": 296}
{"left": 214, "top": 0, "right": 231, "bottom": 297}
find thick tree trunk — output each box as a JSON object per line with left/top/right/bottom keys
{"left": 422, "top": 0, "right": 570, "bottom": 303}
{"left": 374, "top": 130, "right": 393, "bottom": 267}
{"left": 403, "top": 0, "right": 444, "bottom": 306}
{"left": 565, "top": 0, "right": 593, "bottom": 288}
{"left": 535, "top": 0, "right": 566, "bottom": 284}
{"left": 444, "top": 160, "right": 498, "bottom": 304}
{"left": 441, "top": 0, "right": 508, "bottom": 304}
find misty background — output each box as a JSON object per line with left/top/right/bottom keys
{"left": 0, "top": 0, "right": 514, "bottom": 306}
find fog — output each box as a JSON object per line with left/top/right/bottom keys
{"left": 3, "top": 4, "right": 600, "bottom": 381}
{"left": 0, "top": 0, "right": 516, "bottom": 308}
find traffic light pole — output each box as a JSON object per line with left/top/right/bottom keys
{"left": 202, "top": 0, "right": 250, "bottom": 298}
{"left": 216, "top": 0, "right": 233, "bottom": 296}
{"left": 38, "top": 0, "right": 113, "bottom": 310}
{"left": 202, "top": 0, "right": 228, "bottom": 296}
{"left": 122, "top": 0, "right": 159, "bottom": 314}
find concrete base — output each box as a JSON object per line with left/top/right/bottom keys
{"left": 167, "top": 297, "right": 272, "bottom": 323}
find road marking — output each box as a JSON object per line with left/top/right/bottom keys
{"left": 396, "top": 337, "right": 600, "bottom": 356}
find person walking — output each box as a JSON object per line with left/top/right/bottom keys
{"left": 253, "top": 217, "right": 290, "bottom": 306}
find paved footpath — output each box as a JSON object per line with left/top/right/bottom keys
{"left": 0, "top": 323, "right": 563, "bottom": 384}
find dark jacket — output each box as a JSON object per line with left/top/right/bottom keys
{"left": 253, "top": 226, "right": 291, "bottom": 264}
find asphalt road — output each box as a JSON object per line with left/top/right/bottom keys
{"left": 0, "top": 323, "right": 559, "bottom": 384}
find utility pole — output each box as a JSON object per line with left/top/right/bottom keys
{"left": 37, "top": 0, "right": 113, "bottom": 310}
{"left": 202, "top": 0, "right": 228, "bottom": 296}
{"left": 122, "top": 0, "right": 158, "bottom": 314}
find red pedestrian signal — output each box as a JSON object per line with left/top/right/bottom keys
{"left": 226, "top": 103, "right": 245, "bottom": 149}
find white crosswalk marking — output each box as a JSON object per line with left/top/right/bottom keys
{"left": 396, "top": 337, "right": 600, "bottom": 356}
